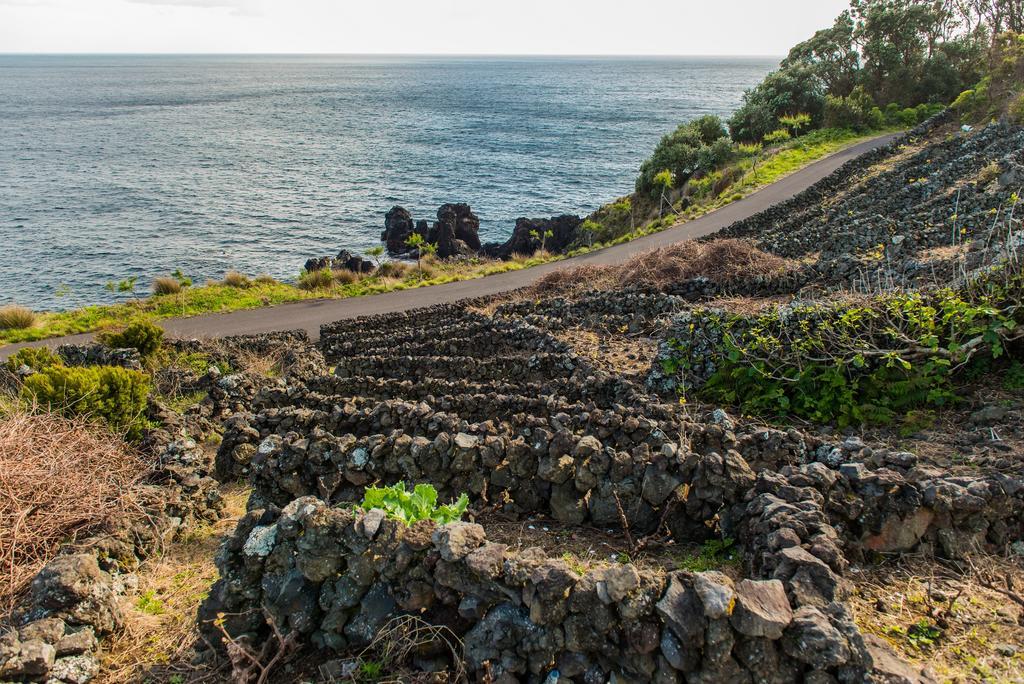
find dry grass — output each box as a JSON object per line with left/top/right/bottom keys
{"left": 254, "top": 274, "right": 278, "bottom": 286}
{"left": 552, "top": 327, "right": 659, "bottom": 379}
{"left": 850, "top": 553, "right": 1024, "bottom": 682}
{"left": 0, "top": 305, "right": 37, "bottom": 331}
{"left": 152, "top": 277, "right": 183, "bottom": 296}
{"left": 332, "top": 268, "right": 360, "bottom": 285}
{"left": 0, "top": 407, "right": 144, "bottom": 612}
{"left": 375, "top": 261, "right": 412, "bottom": 279}
{"left": 98, "top": 483, "right": 249, "bottom": 684}
{"left": 529, "top": 239, "right": 793, "bottom": 299}
{"left": 222, "top": 271, "right": 251, "bottom": 289}
{"left": 297, "top": 268, "right": 333, "bottom": 291}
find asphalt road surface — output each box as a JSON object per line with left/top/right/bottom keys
{"left": 0, "top": 133, "right": 899, "bottom": 359}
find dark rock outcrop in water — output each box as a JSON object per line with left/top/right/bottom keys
{"left": 381, "top": 206, "right": 423, "bottom": 256}
{"left": 429, "top": 203, "right": 481, "bottom": 258}
{"left": 381, "top": 203, "right": 585, "bottom": 261}
{"left": 482, "top": 214, "right": 584, "bottom": 259}
{"left": 303, "top": 249, "right": 374, "bottom": 275}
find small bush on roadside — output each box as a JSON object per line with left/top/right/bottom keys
{"left": 254, "top": 273, "right": 278, "bottom": 285}
{"left": 4, "top": 347, "right": 62, "bottom": 374}
{"left": 297, "top": 268, "right": 333, "bottom": 291}
{"left": 222, "top": 270, "right": 251, "bottom": 288}
{"left": 99, "top": 320, "right": 164, "bottom": 357}
{"left": 375, "top": 261, "right": 412, "bottom": 279}
{"left": 332, "top": 268, "right": 359, "bottom": 285}
{"left": 151, "top": 276, "right": 181, "bottom": 296}
{"left": 360, "top": 482, "right": 469, "bottom": 525}
{"left": 21, "top": 365, "right": 151, "bottom": 440}
{"left": 0, "top": 305, "right": 37, "bottom": 331}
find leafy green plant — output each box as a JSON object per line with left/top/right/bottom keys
{"left": 359, "top": 482, "right": 468, "bottom": 525}
{"left": 1004, "top": 360, "right": 1024, "bottom": 390}
{"left": 21, "top": 364, "right": 151, "bottom": 440}
{"left": 661, "top": 271, "right": 1024, "bottom": 426}
{"left": 135, "top": 590, "right": 165, "bottom": 615}
{"left": 4, "top": 346, "right": 62, "bottom": 373}
{"left": 676, "top": 537, "right": 738, "bottom": 572}
{"left": 106, "top": 276, "right": 138, "bottom": 295}
{"left": 99, "top": 320, "right": 164, "bottom": 357}
{"left": 906, "top": 619, "right": 942, "bottom": 649}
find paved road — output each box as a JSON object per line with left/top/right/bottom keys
{"left": 0, "top": 134, "right": 898, "bottom": 359}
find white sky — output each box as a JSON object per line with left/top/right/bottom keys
{"left": 0, "top": 0, "right": 851, "bottom": 55}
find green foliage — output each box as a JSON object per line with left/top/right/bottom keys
{"left": 21, "top": 364, "right": 151, "bottom": 440}
{"left": 905, "top": 619, "right": 943, "bottom": 649}
{"left": 99, "top": 320, "right": 164, "bottom": 357}
{"left": 675, "top": 537, "right": 738, "bottom": 572}
{"left": 762, "top": 128, "right": 792, "bottom": 145}
{"left": 1004, "top": 360, "right": 1024, "bottom": 389}
{"left": 359, "top": 482, "right": 469, "bottom": 526}
{"left": 824, "top": 86, "right": 882, "bottom": 131}
{"left": 779, "top": 112, "right": 813, "bottom": 135}
{"left": 662, "top": 275, "right": 1024, "bottom": 426}
{"left": 4, "top": 346, "right": 62, "bottom": 373}
{"left": 135, "top": 590, "right": 166, "bottom": 615}
{"left": 636, "top": 115, "right": 732, "bottom": 196}
{"left": 728, "top": 63, "right": 826, "bottom": 143}
{"left": 297, "top": 268, "right": 334, "bottom": 291}
{"left": 106, "top": 276, "right": 138, "bottom": 295}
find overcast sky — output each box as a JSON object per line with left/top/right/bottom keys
{"left": 1, "top": 0, "right": 851, "bottom": 55}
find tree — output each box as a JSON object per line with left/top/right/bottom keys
{"left": 636, "top": 115, "right": 731, "bottom": 195}
{"left": 783, "top": 11, "right": 861, "bottom": 96}
{"left": 528, "top": 228, "right": 555, "bottom": 252}
{"left": 366, "top": 245, "right": 385, "bottom": 268}
{"left": 405, "top": 233, "right": 432, "bottom": 274}
{"left": 728, "top": 64, "right": 826, "bottom": 142}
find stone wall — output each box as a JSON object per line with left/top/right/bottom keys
{"left": 200, "top": 496, "right": 878, "bottom": 684}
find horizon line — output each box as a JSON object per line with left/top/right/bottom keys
{"left": 0, "top": 51, "right": 784, "bottom": 59}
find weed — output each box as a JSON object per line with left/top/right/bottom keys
{"left": 675, "top": 537, "right": 738, "bottom": 572}
{"left": 906, "top": 619, "right": 943, "bottom": 649}
{"left": 135, "top": 590, "right": 166, "bottom": 616}
{"left": 561, "top": 553, "right": 588, "bottom": 576}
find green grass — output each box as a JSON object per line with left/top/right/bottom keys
{"left": 0, "top": 254, "right": 554, "bottom": 345}
{"left": 1, "top": 127, "right": 896, "bottom": 347}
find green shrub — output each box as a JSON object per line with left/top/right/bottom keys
{"left": 824, "top": 86, "right": 879, "bottom": 131}
{"left": 297, "top": 268, "right": 333, "bottom": 291}
{"left": 661, "top": 274, "right": 1024, "bottom": 427}
{"left": 359, "top": 482, "right": 469, "bottom": 525}
{"left": 4, "top": 347, "right": 62, "bottom": 373}
{"left": 99, "top": 320, "right": 164, "bottom": 357}
{"left": 636, "top": 115, "right": 732, "bottom": 196}
{"left": 0, "top": 305, "right": 37, "bottom": 331}
{"left": 1011, "top": 92, "right": 1024, "bottom": 125}
{"left": 21, "top": 365, "right": 151, "bottom": 439}
{"left": 762, "top": 128, "right": 792, "bottom": 145}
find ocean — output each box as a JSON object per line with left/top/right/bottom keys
{"left": 0, "top": 54, "right": 777, "bottom": 310}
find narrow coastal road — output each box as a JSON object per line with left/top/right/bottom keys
{"left": 1, "top": 134, "right": 899, "bottom": 358}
